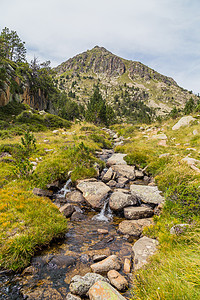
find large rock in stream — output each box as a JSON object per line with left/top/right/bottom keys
{"left": 111, "top": 164, "right": 136, "bottom": 180}
{"left": 90, "top": 255, "right": 121, "bottom": 273}
{"left": 109, "top": 191, "right": 138, "bottom": 211}
{"left": 118, "top": 218, "right": 153, "bottom": 237}
{"left": 89, "top": 280, "right": 126, "bottom": 300}
{"left": 69, "top": 273, "right": 108, "bottom": 296}
{"left": 76, "top": 179, "right": 111, "bottom": 210}
{"left": 124, "top": 206, "right": 154, "bottom": 220}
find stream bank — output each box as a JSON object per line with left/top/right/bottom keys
{"left": 0, "top": 129, "right": 163, "bottom": 300}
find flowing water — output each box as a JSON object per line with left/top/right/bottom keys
{"left": 0, "top": 148, "right": 141, "bottom": 299}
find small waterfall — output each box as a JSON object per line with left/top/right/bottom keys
{"left": 92, "top": 198, "right": 113, "bottom": 222}
{"left": 57, "top": 178, "right": 71, "bottom": 198}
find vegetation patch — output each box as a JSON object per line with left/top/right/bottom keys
{"left": 0, "top": 185, "right": 67, "bottom": 271}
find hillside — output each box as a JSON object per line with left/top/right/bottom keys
{"left": 53, "top": 46, "right": 198, "bottom": 118}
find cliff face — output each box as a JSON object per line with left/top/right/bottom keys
{"left": 54, "top": 46, "right": 197, "bottom": 115}
{"left": 0, "top": 78, "right": 48, "bottom": 110}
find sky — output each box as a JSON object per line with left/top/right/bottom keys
{"left": 1, "top": 0, "right": 200, "bottom": 94}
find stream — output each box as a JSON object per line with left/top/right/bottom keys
{"left": 0, "top": 131, "right": 156, "bottom": 299}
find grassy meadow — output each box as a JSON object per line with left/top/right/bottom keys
{"left": 112, "top": 117, "right": 200, "bottom": 300}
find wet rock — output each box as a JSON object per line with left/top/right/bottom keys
{"left": 107, "top": 153, "right": 127, "bottom": 166}
{"left": 21, "top": 266, "right": 37, "bottom": 276}
{"left": 102, "top": 167, "right": 113, "bottom": 182}
{"left": 25, "top": 287, "right": 63, "bottom": 299}
{"left": 50, "top": 255, "right": 76, "bottom": 268}
{"left": 107, "top": 180, "right": 117, "bottom": 187}
{"left": 118, "top": 218, "right": 153, "bottom": 237}
{"left": 80, "top": 254, "right": 90, "bottom": 263}
{"left": 33, "top": 188, "right": 53, "bottom": 197}
{"left": 70, "top": 211, "right": 86, "bottom": 221}
{"left": 123, "top": 258, "right": 131, "bottom": 273}
{"left": 69, "top": 273, "right": 108, "bottom": 296}
{"left": 111, "top": 164, "right": 136, "bottom": 180}
{"left": 66, "top": 190, "right": 85, "bottom": 203}
{"left": 46, "top": 180, "right": 62, "bottom": 192}
{"left": 59, "top": 203, "right": 75, "bottom": 217}
{"left": 87, "top": 248, "right": 111, "bottom": 258}
{"left": 77, "top": 180, "right": 111, "bottom": 210}
{"left": 66, "top": 293, "right": 81, "bottom": 300}
{"left": 172, "top": 116, "right": 196, "bottom": 130}
{"left": 90, "top": 255, "right": 121, "bottom": 273}
{"left": 90, "top": 236, "right": 114, "bottom": 250}
{"left": 93, "top": 254, "right": 108, "bottom": 262}
{"left": 107, "top": 270, "right": 128, "bottom": 291}
{"left": 89, "top": 280, "right": 126, "bottom": 300}
{"left": 97, "top": 228, "right": 108, "bottom": 234}
{"left": 130, "top": 184, "right": 165, "bottom": 205}
{"left": 109, "top": 191, "right": 138, "bottom": 212}
{"left": 124, "top": 206, "right": 154, "bottom": 220}
{"left": 132, "top": 236, "right": 159, "bottom": 270}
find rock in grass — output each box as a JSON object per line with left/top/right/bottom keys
{"left": 132, "top": 236, "right": 159, "bottom": 270}
{"left": 69, "top": 273, "right": 108, "bottom": 296}
{"left": 107, "top": 270, "right": 128, "bottom": 291}
{"left": 88, "top": 280, "right": 126, "bottom": 300}
{"left": 172, "top": 116, "right": 196, "bottom": 130}
{"left": 33, "top": 188, "right": 53, "bottom": 197}
{"left": 90, "top": 255, "right": 121, "bottom": 273}
{"left": 124, "top": 206, "right": 154, "bottom": 220}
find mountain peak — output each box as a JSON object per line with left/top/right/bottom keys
{"left": 53, "top": 47, "right": 197, "bottom": 116}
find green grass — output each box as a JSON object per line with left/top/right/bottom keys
{"left": 0, "top": 184, "right": 67, "bottom": 271}
{"left": 113, "top": 118, "right": 200, "bottom": 300}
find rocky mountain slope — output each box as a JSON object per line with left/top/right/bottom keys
{"left": 53, "top": 46, "right": 198, "bottom": 117}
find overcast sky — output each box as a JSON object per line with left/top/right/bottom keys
{"left": 1, "top": 0, "right": 200, "bottom": 93}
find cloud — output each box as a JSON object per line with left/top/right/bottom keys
{"left": 0, "top": 0, "right": 200, "bottom": 93}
